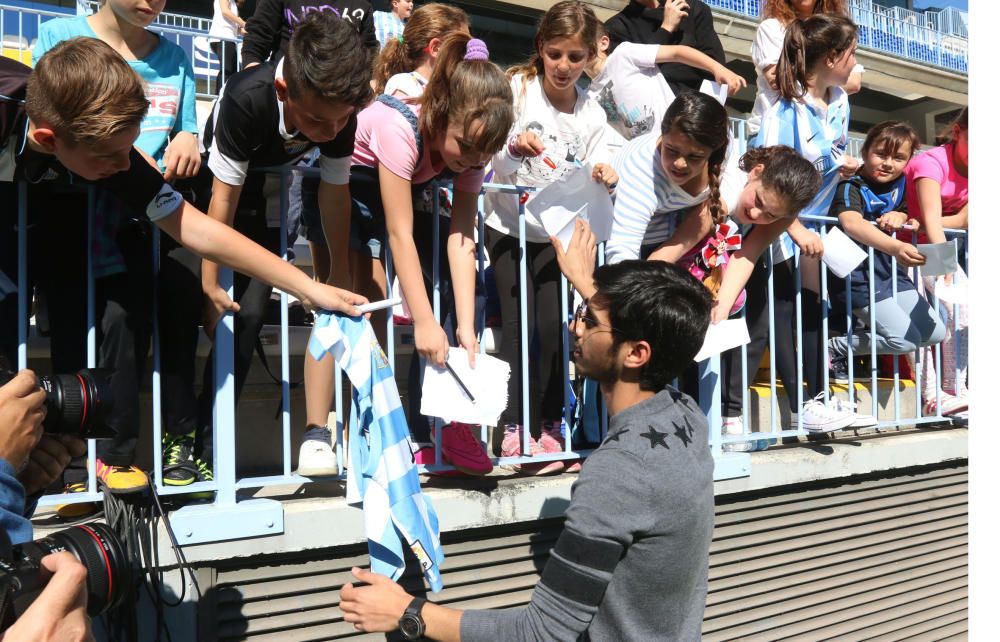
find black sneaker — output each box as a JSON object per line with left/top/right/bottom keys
{"left": 162, "top": 432, "right": 198, "bottom": 486}
{"left": 830, "top": 354, "right": 851, "bottom": 384}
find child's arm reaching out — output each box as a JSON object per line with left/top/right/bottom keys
{"left": 653, "top": 45, "right": 747, "bottom": 93}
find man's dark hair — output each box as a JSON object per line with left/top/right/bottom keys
{"left": 285, "top": 12, "right": 373, "bottom": 109}
{"left": 592, "top": 260, "right": 712, "bottom": 391}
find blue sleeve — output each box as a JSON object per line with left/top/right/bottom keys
{"left": 177, "top": 53, "right": 198, "bottom": 135}
{"left": 0, "top": 459, "right": 32, "bottom": 545}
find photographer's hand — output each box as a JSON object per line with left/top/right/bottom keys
{"left": 2, "top": 552, "right": 93, "bottom": 642}
{"left": 0, "top": 371, "right": 46, "bottom": 471}
{"left": 18, "top": 435, "right": 88, "bottom": 497}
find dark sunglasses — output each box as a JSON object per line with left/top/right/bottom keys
{"left": 573, "top": 298, "right": 619, "bottom": 334}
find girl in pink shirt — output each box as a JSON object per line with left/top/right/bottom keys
{"left": 305, "top": 33, "right": 515, "bottom": 475}
{"left": 904, "top": 107, "right": 968, "bottom": 415}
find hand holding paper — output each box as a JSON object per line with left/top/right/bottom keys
{"left": 420, "top": 348, "right": 511, "bottom": 426}
{"left": 694, "top": 318, "right": 750, "bottom": 362}
{"left": 529, "top": 164, "right": 615, "bottom": 251}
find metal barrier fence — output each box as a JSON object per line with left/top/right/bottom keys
{"left": 12, "top": 147, "right": 967, "bottom": 544}
{"left": 704, "top": 0, "right": 969, "bottom": 74}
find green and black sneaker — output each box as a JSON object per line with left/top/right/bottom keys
{"left": 162, "top": 432, "right": 198, "bottom": 486}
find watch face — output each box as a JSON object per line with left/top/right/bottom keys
{"left": 400, "top": 614, "right": 422, "bottom": 639}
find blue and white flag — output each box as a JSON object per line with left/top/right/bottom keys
{"left": 309, "top": 313, "right": 445, "bottom": 592}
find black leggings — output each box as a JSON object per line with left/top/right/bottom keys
{"left": 486, "top": 229, "right": 565, "bottom": 432}
{"left": 721, "top": 257, "right": 824, "bottom": 417}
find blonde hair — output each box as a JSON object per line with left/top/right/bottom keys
{"left": 373, "top": 3, "right": 469, "bottom": 94}
{"left": 506, "top": 0, "right": 600, "bottom": 86}
{"left": 26, "top": 37, "right": 148, "bottom": 146}
{"left": 417, "top": 32, "right": 514, "bottom": 157}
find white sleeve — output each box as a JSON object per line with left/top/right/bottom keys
{"left": 319, "top": 155, "right": 351, "bottom": 186}
{"left": 582, "top": 103, "right": 612, "bottom": 167}
{"left": 751, "top": 20, "right": 785, "bottom": 72}
{"left": 618, "top": 42, "right": 659, "bottom": 70}
{"left": 207, "top": 145, "right": 249, "bottom": 187}
{"left": 606, "top": 144, "right": 655, "bottom": 264}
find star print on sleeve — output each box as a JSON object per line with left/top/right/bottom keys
{"left": 606, "top": 428, "right": 629, "bottom": 442}
{"left": 640, "top": 426, "right": 669, "bottom": 449}
{"left": 673, "top": 422, "right": 692, "bottom": 447}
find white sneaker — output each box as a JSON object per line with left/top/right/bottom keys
{"left": 297, "top": 436, "right": 339, "bottom": 476}
{"left": 834, "top": 398, "right": 877, "bottom": 428}
{"left": 721, "top": 416, "right": 752, "bottom": 453}
{"left": 799, "top": 392, "right": 857, "bottom": 433}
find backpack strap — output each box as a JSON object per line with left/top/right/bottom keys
{"left": 376, "top": 94, "right": 423, "bottom": 160}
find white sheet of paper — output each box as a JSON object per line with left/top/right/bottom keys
{"left": 420, "top": 348, "right": 511, "bottom": 426}
{"left": 694, "top": 318, "right": 750, "bottom": 362}
{"left": 528, "top": 164, "right": 614, "bottom": 249}
{"left": 917, "top": 240, "right": 958, "bottom": 277}
{"left": 699, "top": 79, "right": 729, "bottom": 105}
{"left": 821, "top": 227, "right": 868, "bottom": 278}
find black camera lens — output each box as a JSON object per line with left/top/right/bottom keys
{"left": 9, "top": 523, "right": 129, "bottom": 617}
{"left": 36, "top": 369, "right": 115, "bottom": 439}
{"left": 0, "top": 367, "right": 115, "bottom": 439}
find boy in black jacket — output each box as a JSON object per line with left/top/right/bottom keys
{"left": 241, "top": 0, "right": 377, "bottom": 66}
{"left": 605, "top": 0, "right": 726, "bottom": 95}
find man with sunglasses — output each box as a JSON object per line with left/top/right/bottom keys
{"left": 338, "top": 223, "right": 716, "bottom": 641}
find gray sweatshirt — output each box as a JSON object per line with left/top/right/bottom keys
{"left": 460, "top": 387, "right": 715, "bottom": 641}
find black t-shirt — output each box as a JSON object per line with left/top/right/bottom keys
{"left": 1, "top": 57, "right": 180, "bottom": 222}
{"left": 828, "top": 175, "right": 914, "bottom": 306}
{"left": 203, "top": 59, "right": 356, "bottom": 204}
{"left": 241, "top": 0, "right": 377, "bottom": 66}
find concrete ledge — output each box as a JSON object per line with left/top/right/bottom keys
{"left": 133, "top": 427, "right": 967, "bottom": 565}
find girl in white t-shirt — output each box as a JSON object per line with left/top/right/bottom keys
{"left": 209, "top": 0, "right": 245, "bottom": 92}
{"left": 585, "top": 22, "right": 747, "bottom": 141}
{"left": 372, "top": 3, "right": 469, "bottom": 98}
{"left": 484, "top": 0, "right": 617, "bottom": 475}
{"left": 748, "top": 0, "right": 863, "bottom": 138}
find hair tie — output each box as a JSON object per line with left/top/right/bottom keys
{"left": 397, "top": 34, "right": 404, "bottom": 44}
{"left": 464, "top": 38, "right": 489, "bottom": 61}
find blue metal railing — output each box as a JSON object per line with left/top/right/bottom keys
{"left": 704, "top": 0, "right": 968, "bottom": 74}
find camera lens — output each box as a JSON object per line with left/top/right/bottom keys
{"left": 37, "top": 369, "right": 115, "bottom": 439}
{"left": 18, "top": 523, "right": 130, "bottom": 615}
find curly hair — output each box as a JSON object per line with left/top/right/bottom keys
{"left": 285, "top": 12, "right": 373, "bottom": 109}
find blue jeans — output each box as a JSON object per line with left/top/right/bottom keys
{"left": 830, "top": 289, "right": 946, "bottom": 357}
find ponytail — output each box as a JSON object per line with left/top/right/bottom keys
{"left": 371, "top": 3, "right": 470, "bottom": 95}
{"left": 740, "top": 145, "right": 821, "bottom": 216}
{"left": 418, "top": 33, "right": 514, "bottom": 156}
{"left": 775, "top": 13, "right": 857, "bottom": 100}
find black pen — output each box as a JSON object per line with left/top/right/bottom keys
{"left": 445, "top": 362, "right": 476, "bottom": 403}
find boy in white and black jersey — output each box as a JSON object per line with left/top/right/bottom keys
{"left": 179, "top": 12, "right": 372, "bottom": 477}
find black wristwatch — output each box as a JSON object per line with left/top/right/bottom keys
{"left": 398, "top": 596, "right": 427, "bottom": 640}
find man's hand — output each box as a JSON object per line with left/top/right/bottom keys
{"left": 661, "top": 0, "right": 689, "bottom": 32}
{"left": 339, "top": 567, "right": 412, "bottom": 633}
{"left": 876, "top": 211, "right": 908, "bottom": 232}
{"left": 552, "top": 219, "right": 597, "bottom": 298}
{"left": 508, "top": 132, "right": 545, "bottom": 159}
{"left": 162, "top": 132, "right": 202, "bottom": 182}
{"left": 893, "top": 242, "right": 926, "bottom": 268}
{"left": 17, "top": 435, "right": 87, "bottom": 497}
{"left": 0, "top": 371, "right": 46, "bottom": 470}
{"left": 3, "top": 552, "right": 93, "bottom": 642}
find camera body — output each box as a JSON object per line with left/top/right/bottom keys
{"left": 0, "top": 523, "right": 129, "bottom": 630}
{"left": 0, "top": 368, "right": 115, "bottom": 439}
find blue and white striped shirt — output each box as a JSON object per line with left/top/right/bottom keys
{"left": 606, "top": 133, "right": 707, "bottom": 263}
{"left": 373, "top": 10, "right": 405, "bottom": 51}
{"left": 753, "top": 87, "right": 850, "bottom": 262}
{"left": 309, "top": 313, "right": 445, "bottom": 591}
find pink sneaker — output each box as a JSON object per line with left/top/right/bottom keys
{"left": 413, "top": 445, "right": 466, "bottom": 477}
{"left": 501, "top": 424, "right": 565, "bottom": 475}
{"left": 439, "top": 423, "right": 493, "bottom": 476}
{"left": 539, "top": 420, "right": 581, "bottom": 473}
